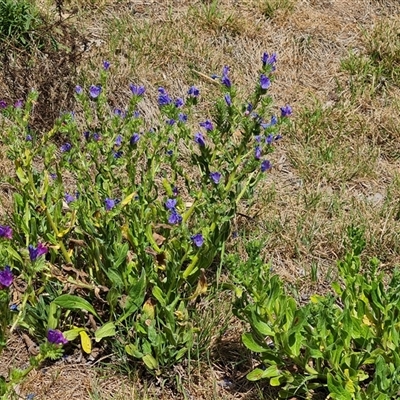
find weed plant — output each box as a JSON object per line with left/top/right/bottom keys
{"left": 0, "top": 0, "right": 44, "bottom": 48}
{"left": 0, "top": 53, "right": 290, "bottom": 397}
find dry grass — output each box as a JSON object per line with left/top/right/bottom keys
{"left": 2, "top": 0, "right": 400, "bottom": 398}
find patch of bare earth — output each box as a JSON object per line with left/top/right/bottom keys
{"left": 2, "top": 0, "right": 400, "bottom": 398}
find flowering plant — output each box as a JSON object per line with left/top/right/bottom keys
{"left": 0, "top": 52, "right": 290, "bottom": 372}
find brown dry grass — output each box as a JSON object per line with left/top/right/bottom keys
{"left": 2, "top": 0, "right": 400, "bottom": 398}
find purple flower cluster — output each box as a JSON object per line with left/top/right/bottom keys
{"left": 158, "top": 87, "right": 172, "bottom": 106}
{"left": 28, "top": 243, "right": 48, "bottom": 261}
{"left": 0, "top": 266, "right": 13, "bottom": 289}
{"left": 60, "top": 143, "right": 72, "bottom": 153}
{"left": 165, "top": 199, "right": 182, "bottom": 225}
{"left": 200, "top": 120, "right": 213, "bottom": 131}
{"left": 47, "top": 329, "right": 68, "bottom": 345}
{"left": 210, "top": 172, "right": 222, "bottom": 184}
{"left": 0, "top": 225, "right": 12, "bottom": 239}
{"left": 194, "top": 132, "right": 205, "bottom": 147}
{"left": 105, "top": 198, "right": 119, "bottom": 211}
{"left": 260, "top": 74, "right": 271, "bottom": 90}
{"left": 190, "top": 234, "right": 204, "bottom": 248}
{"left": 261, "top": 160, "right": 271, "bottom": 172}
{"left": 280, "top": 104, "right": 293, "bottom": 117}
{"left": 89, "top": 85, "right": 102, "bottom": 99}
{"left": 188, "top": 86, "right": 200, "bottom": 97}
{"left": 129, "top": 84, "right": 146, "bottom": 96}
{"left": 262, "top": 52, "right": 277, "bottom": 71}
{"left": 65, "top": 193, "right": 76, "bottom": 204}
{"left": 130, "top": 133, "right": 140, "bottom": 145}
{"left": 221, "top": 66, "right": 231, "bottom": 88}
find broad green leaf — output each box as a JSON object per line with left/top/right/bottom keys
{"left": 152, "top": 286, "right": 166, "bottom": 307}
{"left": 246, "top": 368, "right": 266, "bottom": 381}
{"left": 63, "top": 327, "right": 85, "bottom": 341}
{"left": 47, "top": 302, "right": 59, "bottom": 330}
{"left": 52, "top": 294, "right": 99, "bottom": 319}
{"left": 242, "top": 332, "right": 268, "bottom": 353}
{"left": 142, "top": 354, "right": 158, "bottom": 370}
{"left": 95, "top": 322, "right": 116, "bottom": 342}
{"left": 249, "top": 311, "right": 274, "bottom": 336}
{"left": 125, "top": 344, "right": 143, "bottom": 358}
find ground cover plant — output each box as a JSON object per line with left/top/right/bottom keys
{"left": 1, "top": 0, "right": 400, "bottom": 399}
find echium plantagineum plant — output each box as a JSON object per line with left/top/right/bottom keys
{"left": 0, "top": 52, "right": 291, "bottom": 372}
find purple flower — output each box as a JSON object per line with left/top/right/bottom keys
{"left": 14, "top": 99, "right": 23, "bottom": 108}
{"left": 280, "top": 104, "right": 293, "bottom": 117}
{"left": 166, "top": 118, "right": 175, "bottom": 126}
{"left": 175, "top": 98, "right": 184, "bottom": 108}
{"left": 194, "top": 132, "right": 205, "bottom": 147}
{"left": 84, "top": 131, "right": 90, "bottom": 140}
{"left": 261, "top": 160, "right": 272, "bottom": 172}
{"left": 0, "top": 266, "right": 13, "bottom": 288}
{"left": 172, "top": 186, "right": 179, "bottom": 196}
{"left": 47, "top": 329, "right": 68, "bottom": 345}
{"left": 130, "top": 133, "right": 140, "bottom": 145}
{"left": 115, "top": 135, "right": 122, "bottom": 146}
{"left": 28, "top": 243, "right": 48, "bottom": 261}
{"left": 0, "top": 225, "right": 12, "bottom": 239}
{"left": 224, "top": 93, "right": 232, "bottom": 106}
{"left": 221, "top": 75, "right": 231, "bottom": 88}
{"left": 65, "top": 193, "right": 75, "bottom": 204}
{"left": 103, "top": 60, "right": 110, "bottom": 70}
{"left": 165, "top": 199, "right": 177, "bottom": 210}
{"left": 113, "top": 151, "right": 123, "bottom": 159}
{"left": 166, "top": 149, "right": 173, "bottom": 156}
{"left": 191, "top": 234, "right": 204, "bottom": 248}
{"left": 0, "top": 100, "right": 7, "bottom": 109}
{"left": 260, "top": 74, "right": 271, "bottom": 90}
{"left": 266, "top": 134, "right": 273, "bottom": 145}
{"left": 105, "top": 198, "right": 117, "bottom": 211}
{"left": 200, "top": 120, "right": 213, "bottom": 131}
{"left": 93, "top": 133, "right": 101, "bottom": 142}
{"left": 133, "top": 110, "right": 140, "bottom": 118}
{"left": 129, "top": 84, "right": 145, "bottom": 96}
{"left": 178, "top": 113, "right": 187, "bottom": 123}
{"left": 262, "top": 52, "right": 277, "bottom": 69}
{"left": 114, "top": 108, "right": 125, "bottom": 118}
{"left": 255, "top": 146, "right": 262, "bottom": 160}
{"left": 168, "top": 209, "right": 182, "bottom": 225}
{"left": 188, "top": 86, "right": 200, "bottom": 97}
{"left": 245, "top": 103, "right": 253, "bottom": 116}
{"left": 75, "top": 85, "right": 83, "bottom": 95}
{"left": 210, "top": 172, "right": 221, "bottom": 184}
{"left": 158, "top": 87, "right": 172, "bottom": 106}
{"left": 26, "top": 134, "right": 32, "bottom": 141}
{"left": 89, "top": 85, "right": 102, "bottom": 99}
{"left": 274, "top": 134, "right": 282, "bottom": 141}
{"left": 60, "top": 143, "right": 72, "bottom": 153}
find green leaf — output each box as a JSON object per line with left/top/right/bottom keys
{"left": 63, "top": 327, "right": 85, "bottom": 341}
{"left": 125, "top": 344, "right": 143, "bottom": 358}
{"left": 94, "top": 322, "right": 116, "bottom": 342}
{"left": 249, "top": 310, "right": 274, "bottom": 336}
{"left": 142, "top": 354, "right": 158, "bottom": 370}
{"left": 52, "top": 294, "right": 99, "bottom": 319}
{"left": 247, "top": 368, "right": 267, "bottom": 381}
{"left": 152, "top": 286, "right": 166, "bottom": 307}
{"left": 242, "top": 332, "right": 268, "bottom": 353}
